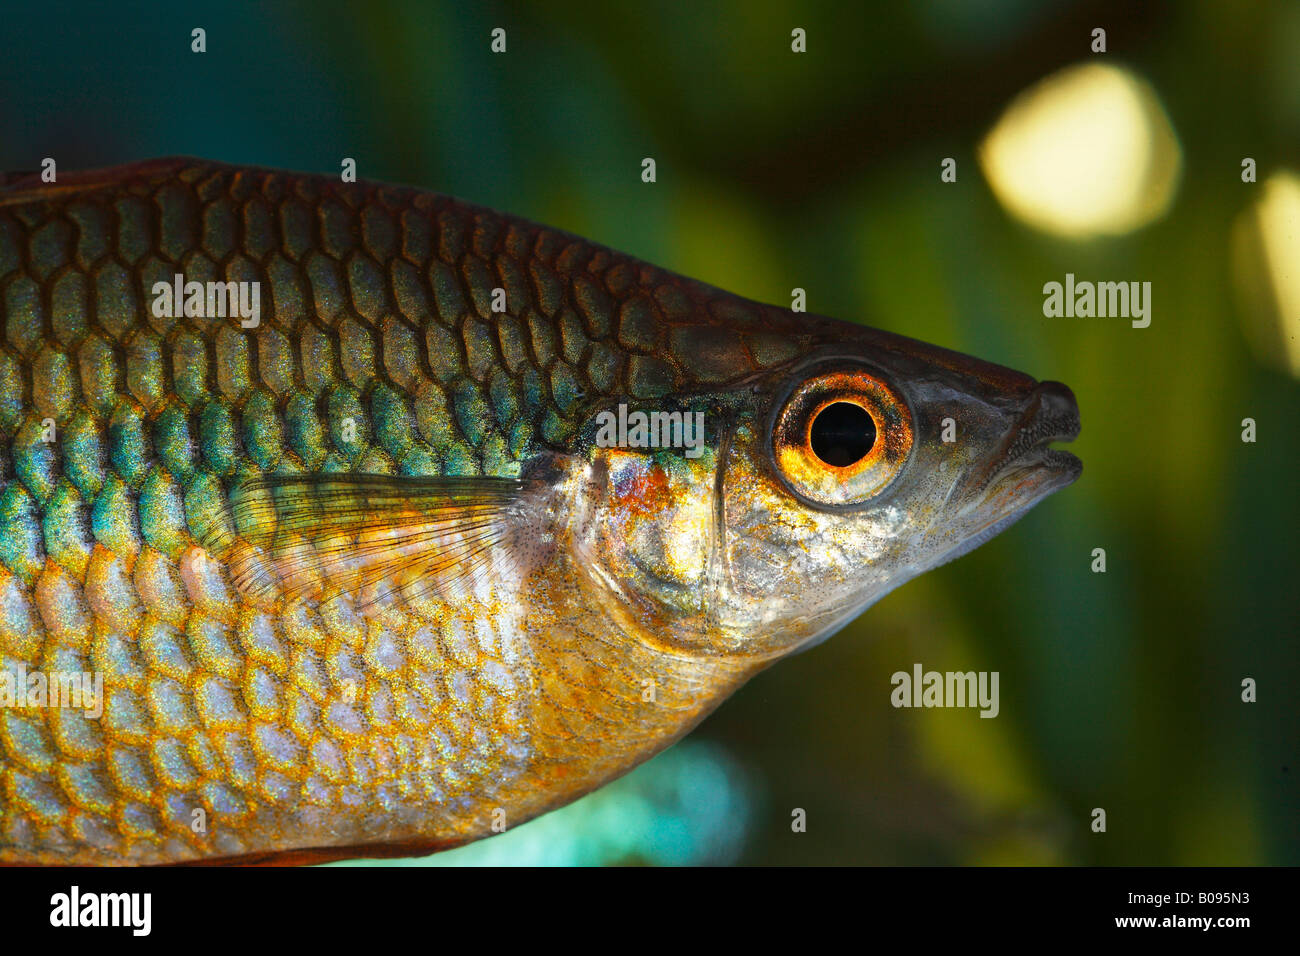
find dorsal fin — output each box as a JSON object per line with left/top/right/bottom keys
{"left": 196, "top": 473, "right": 534, "bottom": 609}
{"left": 0, "top": 157, "right": 198, "bottom": 207}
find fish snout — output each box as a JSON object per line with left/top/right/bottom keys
{"left": 1024, "top": 380, "right": 1081, "bottom": 444}
{"left": 956, "top": 379, "right": 1082, "bottom": 503}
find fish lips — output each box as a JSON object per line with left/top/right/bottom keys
{"left": 958, "top": 380, "right": 1082, "bottom": 509}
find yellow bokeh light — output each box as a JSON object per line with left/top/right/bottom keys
{"left": 1232, "top": 171, "right": 1300, "bottom": 378}
{"left": 979, "top": 62, "right": 1182, "bottom": 239}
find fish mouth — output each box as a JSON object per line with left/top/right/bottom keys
{"left": 921, "top": 382, "right": 1080, "bottom": 574}
{"left": 963, "top": 380, "right": 1082, "bottom": 505}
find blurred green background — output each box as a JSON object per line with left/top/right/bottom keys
{"left": 2, "top": 0, "right": 1294, "bottom": 865}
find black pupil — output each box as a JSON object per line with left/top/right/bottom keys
{"left": 809, "top": 402, "right": 877, "bottom": 467}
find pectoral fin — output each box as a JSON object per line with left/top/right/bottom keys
{"left": 198, "top": 473, "right": 532, "bottom": 607}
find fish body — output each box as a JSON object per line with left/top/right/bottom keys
{"left": 0, "top": 159, "right": 1079, "bottom": 864}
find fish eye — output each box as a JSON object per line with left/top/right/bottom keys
{"left": 772, "top": 368, "right": 913, "bottom": 507}
{"left": 809, "top": 401, "right": 877, "bottom": 467}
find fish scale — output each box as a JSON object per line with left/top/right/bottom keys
{"left": 0, "top": 158, "right": 804, "bottom": 864}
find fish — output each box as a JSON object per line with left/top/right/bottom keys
{"left": 0, "top": 157, "right": 1080, "bottom": 865}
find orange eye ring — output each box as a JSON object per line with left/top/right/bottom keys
{"left": 772, "top": 368, "right": 913, "bottom": 506}
{"left": 804, "top": 397, "right": 882, "bottom": 475}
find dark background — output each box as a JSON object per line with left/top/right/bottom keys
{"left": 2, "top": 0, "right": 1295, "bottom": 865}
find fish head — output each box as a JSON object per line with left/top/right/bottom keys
{"left": 569, "top": 322, "right": 1080, "bottom": 663}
